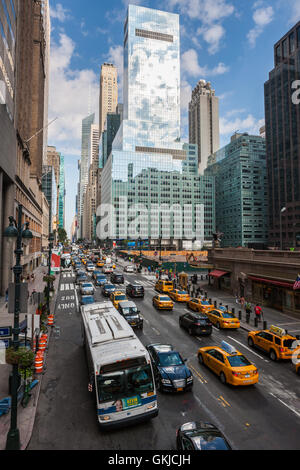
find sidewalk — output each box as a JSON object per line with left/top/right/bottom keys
{"left": 0, "top": 265, "right": 59, "bottom": 450}
{"left": 195, "top": 281, "right": 300, "bottom": 335}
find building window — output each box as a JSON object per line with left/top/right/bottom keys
{"left": 297, "top": 26, "right": 300, "bottom": 48}
{"left": 282, "top": 38, "right": 288, "bottom": 58}
{"left": 135, "top": 28, "right": 173, "bottom": 43}
{"left": 289, "top": 32, "right": 295, "bottom": 54}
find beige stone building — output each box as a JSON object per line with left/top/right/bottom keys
{"left": 99, "top": 63, "right": 118, "bottom": 135}
{"left": 207, "top": 248, "right": 300, "bottom": 317}
{"left": 189, "top": 80, "right": 220, "bottom": 174}
{"left": 46, "top": 145, "right": 60, "bottom": 219}
{"left": 41, "top": 192, "right": 50, "bottom": 249}
{"left": 82, "top": 124, "right": 99, "bottom": 240}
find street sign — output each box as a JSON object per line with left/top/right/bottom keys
{"left": 0, "top": 338, "right": 11, "bottom": 348}
{"left": 0, "top": 326, "right": 12, "bottom": 338}
{"left": 19, "top": 318, "right": 27, "bottom": 332}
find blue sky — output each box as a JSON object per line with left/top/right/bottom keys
{"left": 47, "top": 0, "right": 300, "bottom": 237}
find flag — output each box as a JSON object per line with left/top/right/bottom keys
{"left": 293, "top": 274, "right": 300, "bottom": 290}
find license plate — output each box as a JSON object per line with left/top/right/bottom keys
{"left": 177, "top": 388, "right": 183, "bottom": 392}
{"left": 131, "top": 323, "right": 136, "bottom": 326}
{"left": 245, "top": 374, "right": 250, "bottom": 378}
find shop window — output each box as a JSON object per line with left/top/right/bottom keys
{"left": 284, "top": 291, "right": 293, "bottom": 309}
{"left": 295, "top": 293, "right": 300, "bottom": 312}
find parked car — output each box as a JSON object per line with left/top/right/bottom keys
{"left": 102, "top": 283, "right": 116, "bottom": 297}
{"left": 146, "top": 343, "right": 193, "bottom": 393}
{"left": 80, "top": 282, "right": 94, "bottom": 296}
{"left": 126, "top": 282, "right": 145, "bottom": 298}
{"left": 110, "top": 272, "right": 124, "bottom": 284}
{"left": 176, "top": 422, "right": 232, "bottom": 450}
{"left": 179, "top": 312, "right": 212, "bottom": 336}
{"left": 118, "top": 301, "right": 143, "bottom": 330}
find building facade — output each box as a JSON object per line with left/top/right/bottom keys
{"left": 99, "top": 63, "right": 118, "bottom": 135}
{"left": 58, "top": 155, "right": 65, "bottom": 229}
{"left": 101, "top": 5, "right": 215, "bottom": 248}
{"left": 205, "top": 133, "right": 268, "bottom": 248}
{"left": 207, "top": 248, "right": 300, "bottom": 317}
{"left": 189, "top": 80, "right": 220, "bottom": 174}
{"left": 42, "top": 165, "right": 57, "bottom": 233}
{"left": 264, "top": 22, "right": 300, "bottom": 249}
{"left": 82, "top": 124, "right": 99, "bottom": 241}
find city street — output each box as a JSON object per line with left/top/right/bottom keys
{"left": 28, "top": 262, "right": 300, "bottom": 450}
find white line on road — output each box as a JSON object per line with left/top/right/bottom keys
{"left": 269, "top": 393, "right": 300, "bottom": 419}
{"left": 227, "top": 336, "right": 269, "bottom": 362}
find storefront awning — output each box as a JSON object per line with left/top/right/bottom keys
{"left": 247, "top": 275, "right": 294, "bottom": 289}
{"left": 208, "top": 270, "right": 230, "bottom": 278}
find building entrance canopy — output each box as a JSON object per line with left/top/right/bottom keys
{"left": 208, "top": 270, "right": 230, "bottom": 278}
{"left": 247, "top": 275, "right": 294, "bottom": 289}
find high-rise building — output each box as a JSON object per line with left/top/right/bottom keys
{"left": 78, "top": 113, "right": 95, "bottom": 238}
{"left": 46, "top": 146, "right": 61, "bottom": 223}
{"left": 82, "top": 124, "right": 99, "bottom": 240}
{"left": 42, "top": 165, "right": 57, "bottom": 233}
{"left": 101, "top": 5, "right": 215, "bottom": 248}
{"left": 264, "top": 22, "right": 300, "bottom": 249}
{"left": 58, "top": 155, "right": 65, "bottom": 229}
{"left": 99, "top": 63, "right": 118, "bottom": 135}
{"left": 189, "top": 80, "right": 220, "bottom": 174}
{"left": 0, "top": 0, "right": 18, "bottom": 294}
{"left": 42, "top": 0, "right": 51, "bottom": 165}
{"left": 205, "top": 133, "right": 268, "bottom": 248}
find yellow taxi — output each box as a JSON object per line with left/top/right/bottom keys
{"left": 248, "top": 325, "right": 300, "bottom": 361}
{"left": 206, "top": 308, "right": 240, "bottom": 329}
{"left": 97, "top": 260, "right": 105, "bottom": 267}
{"left": 110, "top": 291, "right": 127, "bottom": 309}
{"left": 112, "top": 264, "right": 116, "bottom": 269}
{"left": 155, "top": 280, "right": 174, "bottom": 293}
{"left": 198, "top": 341, "right": 259, "bottom": 386}
{"left": 152, "top": 294, "right": 174, "bottom": 310}
{"left": 187, "top": 298, "right": 214, "bottom": 313}
{"left": 82, "top": 259, "right": 87, "bottom": 265}
{"left": 168, "top": 289, "right": 190, "bottom": 302}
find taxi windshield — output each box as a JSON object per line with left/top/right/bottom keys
{"left": 222, "top": 312, "right": 234, "bottom": 318}
{"left": 201, "top": 301, "right": 210, "bottom": 305}
{"left": 227, "top": 355, "right": 252, "bottom": 367}
{"left": 115, "top": 295, "right": 126, "bottom": 300}
{"left": 160, "top": 297, "right": 171, "bottom": 301}
{"left": 178, "top": 291, "right": 187, "bottom": 295}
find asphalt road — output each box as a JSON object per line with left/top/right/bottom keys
{"left": 28, "top": 262, "right": 300, "bottom": 450}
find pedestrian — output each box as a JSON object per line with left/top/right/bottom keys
{"left": 5, "top": 288, "right": 8, "bottom": 308}
{"left": 235, "top": 293, "right": 240, "bottom": 304}
{"left": 254, "top": 304, "right": 263, "bottom": 322}
{"left": 240, "top": 296, "right": 245, "bottom": 309}
{"left": 245, "top": 301, "right": 252, "bottom": 316}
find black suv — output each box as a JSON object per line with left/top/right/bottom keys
{"left": 110, "top": 272, "right": 124, "bottom": 284}
{"left": 179, "top": 312, "right": 212, "bottom": 336}
{"left": 118, "top": 301, "right": 143, "bottom": 330}
{"left": 126, "top": 282, "right": 145, "bottom": 298}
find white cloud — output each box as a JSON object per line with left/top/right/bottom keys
{"left": 197, "top": 24, "right": 226, "bottom": 55}
{"left": 181, "top": 49, "right": 229, "bottom": 78}
{"left": 48, "top": 33, "right": 99, "bottom": 146}
{"left": 180, "top": 79, "right": 192, "bottom": 111}
{"left": 220, "top": 114, "right": 265, "bottom": 137}
{"left": 106, "top": 45, "right": 124, "bottom": 101}
{"left": 247, "top": 6, "right": 274, "bottom": 47}
{"left": 289, "top": 0, "right": 300, "bottom": 23}
{"left": 49, "top": 3, "right": 70, "bottom": 22}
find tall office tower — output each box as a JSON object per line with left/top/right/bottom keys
{"left": 46, "top": 146, "right": 61, "bottom": 221}
{"left": 0, "top": 0, "right": 18, "bottom": 294}
{"left": 41, "top": 0, "right": 51, "bottom": 164}
{"left": 78, "top": 113, "right": 95, "bottom": 238}
{"left": 99, "top": 63, "right": 118, "bottom": 135}
{"left": 264, "top": 22, "right": 300, "bottom": 249}
{"left": 42, "top": 165, "right": 57, "bottom": 233}
{"left": 58, "top": 155, "right": 65, "bottom": 229}
{"left": 101, "top": 5, "right": 215, "bottom": 248}
{"left": 189, "top": 80, "right": 220, "bottom": 174}
{"left": 116, "top": 103, "right": 124, "bottom": 123}
{"left": 83, "top": 124, "right": 99, "bottom": 240}
{"left": 205, "top": 133, "right": 268, "bottom": 248}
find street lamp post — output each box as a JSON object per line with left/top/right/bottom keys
{"left": 46, "top": 233, "right": 54, "bottom": 316}
{"left": 4, "top": 204, "right": 33, "bottom": 450}
{"left": 138, "top": 236, "right": 142, "bottom": 258}
{"left": 280, "top": 207, "right": 286, "bottom": 250}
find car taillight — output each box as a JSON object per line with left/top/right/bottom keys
{"left": 279, "top": 348, "right": 284, "bottom": 353}
{"left": 232, "top": 371, "right": 241, "bottom": 377}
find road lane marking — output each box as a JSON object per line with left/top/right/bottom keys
{"left": 189, "top": 364, "right": 207, "bottom": 384}
{"left": 269, "top": 393, "right": 300, "bottom": 419}
{"left": 227, "top": 336, "right": 269, "bottom": 362}
{"left": 151, "top": 326, "right": 160, "bottom": 335}
{"left": 218, "top": 395, "right": 231, "bottom": 408}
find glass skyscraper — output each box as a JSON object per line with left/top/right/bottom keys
{"left": 101, "top": 5, "right": 215, "bottom": 247}
{"left": 58, "top": 155, "right": 65, "bottom": 229}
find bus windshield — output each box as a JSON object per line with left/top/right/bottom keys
{"left": 97, "top": 365, "right": 154, "bottom": 403}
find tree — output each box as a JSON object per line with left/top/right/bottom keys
{"left": 58, "top": 227, "right": 67, "bottom": 243}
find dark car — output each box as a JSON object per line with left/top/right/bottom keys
{"left": 118, "top": 301, "right": 143, "bottom": 330}
{"left": 179, "top": 312, "right": 212, "bottom": 336}
{"left": 126, "top": 282, "right": 145, "bottom": 298}
{"left": 94, "top": 274, "right": 107, "bottom": 286}
{"left": 102, "top": 283, "right": 116, "bottom": 297}
{"left": 146, "top": 343, "right": 193, "bottom": 392}
{"left": 80, "top": 295, "right": 95, "bottom": 305}
{"left": 110, "top": 272, "right": 124, "bottom": 284}
{"left": 176, "top": 421, "right": 232, "bottom": 450}
{"left": 76, "top": 273, "right": 89, "bottom": 285}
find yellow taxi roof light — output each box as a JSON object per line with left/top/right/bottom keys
{"left": 221, "top": 341, "right": 238, "bottom": 355}
{"left": 269, "top": 325, "right": 286, "bottom": 337}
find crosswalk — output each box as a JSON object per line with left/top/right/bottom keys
{"left": 60, "top": 283, "right": 75, "bottom": 291}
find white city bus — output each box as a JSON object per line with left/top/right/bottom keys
{"left": 81, "top": 301, "right": 158, "bottom": 429}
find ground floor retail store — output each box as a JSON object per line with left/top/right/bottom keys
{"left": 249, "top": 275, "right": 300, "bottom": 315}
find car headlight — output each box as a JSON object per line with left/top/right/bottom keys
{"left": 187, "top": 376, "right": 193, "bottom": 382}
{"left": 161, "top": 379, "right": 171, "bottom": 384}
